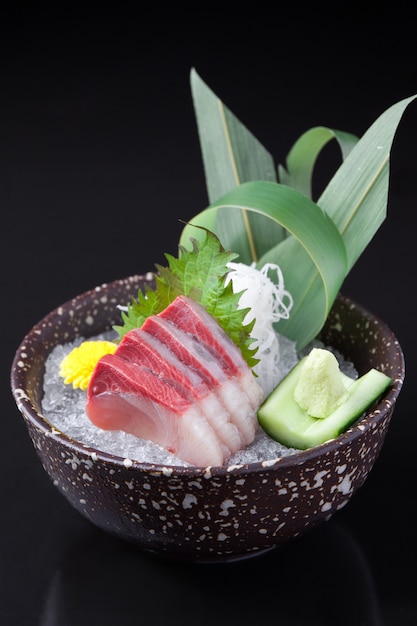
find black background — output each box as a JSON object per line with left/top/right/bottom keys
{"left": 2, "top": 5, "right": 417, "bottom": 625}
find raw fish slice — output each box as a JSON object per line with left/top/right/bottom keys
{"left": 142, "top": 315, "right": 259, "bottom": 443}
{"left": 86, "top": 355, "right": 226, "bottom": 466}
{"left": 235, "top": 370, "right": 265, "bottom": 411}
{"left": 117, "top": 328, "right": 244, "bottom": 453}
{"left": 87, "top": 348, "right": 243, "bottom": 461}
{"left": 89, "top": 393, "right": 226, "bottom": 466}
{"left": 159, "top": 295, "right": 247, "bottom": 374}
{"left": 117, "top": 329, "right": 208, "bottom": 398}
{"left": 88, "top": 354, "right": 191, "bottom": 411}
{"left": 141, "top": 315, "right": 227, "bottom": 385}
{"left": 87, "top": 296, "right": 263, "bottom": 465}
{"left": 216, "top": 379, "right": 259, "bottom": 444}
{"left": 197, "top": 393, "right": 243, "bottom": 453}
{"left": 159, "top": 296, "right": 264, "bottom": 409}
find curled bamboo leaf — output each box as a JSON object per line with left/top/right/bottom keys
{"left": 278, "top": 126, "right": 359, "bottom": 199}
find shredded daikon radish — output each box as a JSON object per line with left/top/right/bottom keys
{"left": 226, "top": 262, "right": 297, "bottom": 396}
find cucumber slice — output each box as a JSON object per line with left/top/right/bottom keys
{"left": 257, "top": 358, "right": 392, "bottom": 450}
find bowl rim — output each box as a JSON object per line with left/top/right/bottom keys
{"left": 10, "top": 276, "right": 405, "bottom": 477}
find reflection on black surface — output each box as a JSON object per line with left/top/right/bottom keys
{"left": 40, "top": 522, "right": 382, "bottom": 626}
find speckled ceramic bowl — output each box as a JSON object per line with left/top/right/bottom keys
{"left": 11, "top": 275, "right": 405, "bottom": 562}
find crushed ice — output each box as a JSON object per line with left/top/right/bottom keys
{"left": 41, "top": 330, "right": 357, "bottom": 468}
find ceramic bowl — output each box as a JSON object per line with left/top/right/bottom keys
{"left": 10, "top": 275, "right": 405, "bottom": 562}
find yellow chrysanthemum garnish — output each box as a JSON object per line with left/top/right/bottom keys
{"left": 59, "top": 340, "right": 117, "bottom": 390}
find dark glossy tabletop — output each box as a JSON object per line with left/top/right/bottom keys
{"left": 2, "top": 8, "right": 416, "bottom": 626}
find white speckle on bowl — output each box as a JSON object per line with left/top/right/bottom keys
{"left": 65, "top": 454, "right": 82, "bottom": 470}
{"left": 189, "top": 480, "right": 203, "bottom": 490}
{"left": 219, "top": 499, "right": 235, "bottom": 516}
{"left": 337, "top": 471, "right": 355, "bottom": 495}
{"left": 182, "top": 494, "right": 197, "bottom": 509}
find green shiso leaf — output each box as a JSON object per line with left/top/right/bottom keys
{"left": 185, "top": 68, "right": 417, "bottom": 349}
{"left": 114, "top": 229, "right": 258, "bottom": 368}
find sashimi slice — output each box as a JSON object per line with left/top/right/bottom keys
{"left": 196, "top": 393, "right": 243, "bottom": 453}
{"left": 117, "top": 328, "right": 245, "bottom": 454}
{"left": 88, "top": 354, "right": 191, "bottom": 413}
{"left": 87, "top": 336, "right": 248, "bottom": 461}
{"left": 117, "top": 329, "right": 208, "bottom": 398}
{"left": 142, "top": 315, "right": 259, "bottom": 443}
{"left": 158, "top": 296, "right": 264, "bottom": 409}
{"left": 216, "top": 379, "right": 260, "bottom": 443}
{"left": 86, "top": 296, "right": 264, "bottom": 466}
{"left": 159, "top": 295, "right": 246, "bottom": 374}
{"left": 86, "top": 355, "right": 226, "bottom": 466}
{"left": 88, "top": 393, "right": 227, "bottom": 467}
{"left": 141, "top": 315, "right": 227, "bottom": 386}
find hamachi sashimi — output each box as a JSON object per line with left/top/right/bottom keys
{"left": 86, "top": 296, "right": 263, "bottom": 466}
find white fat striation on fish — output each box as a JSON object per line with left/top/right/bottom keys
{"left": 86, "top": 296, "right": 264, "bottom": 466}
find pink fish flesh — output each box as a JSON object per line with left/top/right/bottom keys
{"left": 86, "top": 296, "right": 263, "bottom": 466}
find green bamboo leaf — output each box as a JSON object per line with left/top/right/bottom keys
{"left": 318, "top": 95, "right": 417, "bottom": 269}
{"left": 188, "top": 70, "right": 417, "bottom": 351}
{"left": 191, "top": 68, "right": 277, "bottom": 201}
{"left": 265, "top": 96, "right": 417, "bottom": 345}
{"left": 180, "top": 181, "right": 347, "bottom": 348}
{"left": 278, "top": 126, "right": 359, "bottom": 199}
{"left": 190, "top": 68, "right": 286, "bottom": 259}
